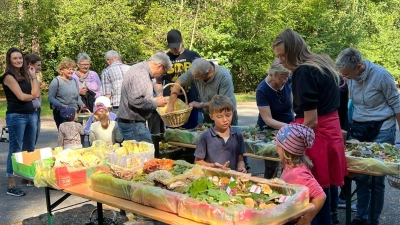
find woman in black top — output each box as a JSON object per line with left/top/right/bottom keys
{"left": 273, "top": 29, "right": 348, "bottom": 225}
{"left": 1, "top": 47, "right": 40, "bottom": 197}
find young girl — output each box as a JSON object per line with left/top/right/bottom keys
{"left": 89, "top": 105, "right": 122, "bottom": 144}
{"left": 58, "top": 107, "right": 84, "bottom": 149}
{"left": 275, "top": 124, "right": 326, "bottom": 225}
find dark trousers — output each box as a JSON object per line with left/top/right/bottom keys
{"left": 311, "top": 187, "right": 332, "bottom": 225}
{"left": 53, "top": 108, "right": 67, "bottom": 130}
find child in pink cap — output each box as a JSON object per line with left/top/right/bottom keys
{"left": 275, "top": 123, "right": 326, "bottom": 225}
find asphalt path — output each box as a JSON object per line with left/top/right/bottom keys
{"left": 0, "top": 102, "right": 399, "bottom": 224}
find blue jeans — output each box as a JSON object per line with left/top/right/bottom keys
{"left": 6, "top": 112, "right": 38, "bottom": 177}
{"left": 354, "top": 124, "right": 395, "bottom": 224}
{"left": 118, "top": 121, "right": 152, "bottom": 143}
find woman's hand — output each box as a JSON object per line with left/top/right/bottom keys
{"left": 79, "top": 88, "right": 87, "bottom": 95}
{"left": 28, "top": 65, "right": 36, "bottom": 78}
{"left": 80, "top": 104, "right": 87, "bottom": 110}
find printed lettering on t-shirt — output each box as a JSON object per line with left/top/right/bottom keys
{"left": 168, "top": 61, "right": 192, "bottom": 75}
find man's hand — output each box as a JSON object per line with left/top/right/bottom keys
{"left": 214, "top": 161, "right": 230, "bottom": 170}
{"left": 79, "top": 88, "right": 87, "bottom": 95}
{"left": 189, "top": 101, "right": 201, "bottom": 108}
{"left": 155, "top": 96, "right": 168, "bottom": 107}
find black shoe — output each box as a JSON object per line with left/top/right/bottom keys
{"left": 351, "top": 219, "right": 368, "bottom": 225}
{"left": 119, "top": 209, "right": 126, "bottom": 216}
{"left": 7, "top": 186, "right": 26, "bottom": 197}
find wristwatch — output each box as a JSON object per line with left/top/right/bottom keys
{"left": 200, "top": 102, "right": 204, "bottom": 108}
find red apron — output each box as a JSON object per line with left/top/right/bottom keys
{"left": 294, "top": 111, "right": 348, "bottom": 188}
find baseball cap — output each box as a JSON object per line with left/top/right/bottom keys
{"left": 94, "top": 96, "right": 111, "bottom": 108}
{"left": 167, "top": 29, "right": 182, "bottom": 48}
{"left": 274, "top": 124, "right": 315, "bottom": 156}
{"left": 60, "top": 107, "right": 76, "bottom": 122}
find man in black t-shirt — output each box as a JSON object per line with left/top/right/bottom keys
{"left": 150, "top": 29, "right": 201, "bottom": 131}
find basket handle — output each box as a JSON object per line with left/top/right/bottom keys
{"left": 162, "top": 83, "right": 188, "bottom": 105}
{"left": 78, "top": 108, "right": 92, "bottom": 114}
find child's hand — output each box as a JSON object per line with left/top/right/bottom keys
{"left": 214, "top": 161, "right": 230, "bottom": 170}
{"left": 237, "top": 167, "right": 247, "bottom": 173}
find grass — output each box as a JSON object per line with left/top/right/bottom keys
{"left": 235, "top": 92, "right": 256, "bottom": 102}
{"left": 0, "top": 92, "right": 256, "bottom": 119}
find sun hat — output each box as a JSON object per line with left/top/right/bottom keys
{"left": 274, "top": 123, "right": 315, "bottom": 155}
{"left": 94, "top": 96, "right": 111, "bottom": 108}
{"left": 167, "top": 29, "right": 182, "bottom": 48}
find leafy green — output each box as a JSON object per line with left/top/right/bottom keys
{"left": 188, "top": 178, "right": 214, "bottom": 198}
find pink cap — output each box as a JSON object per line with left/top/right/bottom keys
{"left": 95, "top": 105, "right": 106, "bottom": 112}
{"left": 275, "top": 123, "right": 315, "bottom": 155}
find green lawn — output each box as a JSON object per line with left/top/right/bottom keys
{"left": 0, "top": 93, "right": 255, "bottom": 119}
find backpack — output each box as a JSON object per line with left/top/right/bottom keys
{"left": 49, "top": 77, "right": 79, "bottom": 109}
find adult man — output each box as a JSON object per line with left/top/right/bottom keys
{"left": 166, "top": 58, "right": 238, "bottom": 125}
{"left": 117, "top": 52, "right": 171, "bottom": 143}
{"left": 150, "top": 29, "right": 201, "bottom": 132}
{"left": 335, "top": 47, "right": 400, "bottom": 225}
{"left": 101, "top": 50, "right": 131, "bottom": 113}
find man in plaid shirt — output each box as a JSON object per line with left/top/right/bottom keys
{"left": 101, "top": 50, "right": 131, "bottom": 113}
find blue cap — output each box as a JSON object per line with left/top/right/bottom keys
{"left": 60, "top": 107, "right": 76, "bottom": 121}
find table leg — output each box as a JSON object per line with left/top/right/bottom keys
{"left": 97, "top": 202, "right": 104, "bottom": 225}
{"left": 370, "top": 176, "right": 376, "bottom": 223}
{"left": 344, "top": 176, "right": 352, "bottom": 225}
{"left": 45, "top": 187, "right": 53, "bottom": 225}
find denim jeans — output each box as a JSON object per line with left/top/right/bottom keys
{"left": 118, "top": 121, "right": 152, "bottom": 143}
{"left": 6, "top": 112, "right": 38, "bottom": 177}
{"left": 22, "top": 108, "right": 40, "bottom": 148}
{"left": 353, "top": 124, "right": 395, "bottom": 224}
{"left": 34, "top": 108, "right": 41, "bottom": 145}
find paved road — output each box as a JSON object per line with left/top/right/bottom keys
{"left": 0, "top": 102, "right": 399, "bottom": 224}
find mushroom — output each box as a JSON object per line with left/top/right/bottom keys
{"left": 261, "top": 184, "right": 273, "bottom": 195}
{"left": 212, "top": 176, "right": 219, "bottom": 186}
{"left": 245, "top": 198, "right": 255, "bottom": 208}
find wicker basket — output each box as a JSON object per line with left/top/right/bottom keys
{"left": 388, "top": 174, "right": 400, "bottom": 190}
{"left": 157, "top": 83, "right": 193, "bottom": 127}
{"left": 77, "top": 109, "right": 91, "bottom": 123}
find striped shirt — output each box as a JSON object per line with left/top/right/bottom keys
{"left": 117, "top": 61, "right": 158, "bottom": 121}
{"left": 101, "top": 62, "right": 131, "bottom": 107}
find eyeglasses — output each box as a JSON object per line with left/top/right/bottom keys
{"left": 162, "top": 65, "right": 168, "bottom": 74}
{"left": 276, "top": 89, "right": 285, "bottom": 104}
{"left": 79, "top": 63, "right": 90, "bottom": 67}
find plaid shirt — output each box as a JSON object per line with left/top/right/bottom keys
{"left": 101, "top": 62, "right": 131, "bottom": 107}
{"left": 117, "top": 61, "right": 158, "bottom": 121}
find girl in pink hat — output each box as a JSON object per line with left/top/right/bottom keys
{"left": 275, "top": 123, "right": 326, "bottom": 225}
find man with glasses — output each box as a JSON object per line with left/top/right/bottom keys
{"left": 152, "top": 29, "right": 201, "bottom": 133}
{"left": 166, "top": 57, "right": 238, "bottom": 125}
{"left": 101, "top": 50, "right": 131, "bottom": 114}
{"left": 117, "top": 52, "right": 171, "bottom": 143}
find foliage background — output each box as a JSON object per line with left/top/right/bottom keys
{"left": 1, "top": 0, "right": 400, "bottom": 92}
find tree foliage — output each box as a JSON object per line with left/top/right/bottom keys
{"left": 1, "top": 0, "right": 400, "bottom": 91}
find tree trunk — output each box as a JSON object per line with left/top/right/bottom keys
{"left": 189, "top": 0, "right": 200, "bottom": 50}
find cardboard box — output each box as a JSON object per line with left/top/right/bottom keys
{"left": 12, "top": 148, "right": 53, "bottom": 179}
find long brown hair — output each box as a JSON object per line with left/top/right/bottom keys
{"left": 273, "top": 29, "right": 339, "bottom": 85}
{"left": 94, "top": 109, "right": 110, "bottom": 130}
{"left": 4, "top": 47, "right": 29, "bottom": 82}
{"left": 281, "top": 148, "right": 314, "bottom": 169}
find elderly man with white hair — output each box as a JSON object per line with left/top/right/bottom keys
{"left": 117, "top": 52, "right": 172, "bottom": 143}
{"left": 101, "top": 50, "right": 131, "bottom": 113}
{"left": 166, "top": 58, "right": 238, "bottom": 125}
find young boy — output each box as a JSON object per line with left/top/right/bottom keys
{"left": 58, "top": 107, "right": 85, "bottom": 149}
{"left": 194, "top": 95, "right": 246, "bottom": 173}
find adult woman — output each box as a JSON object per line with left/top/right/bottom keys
{"left": 273, "top": 29, "right": 347, "bottom": 225}
{"left": 48, "top": 59, "right": 86, "bottom": 129}
{"left": 1, "top": 47, "right": 40, "bottom": 196}
{"left": 71, "top": 53, "right": 101, "bottom": 112}
{"left": 24, "top": 53, "right": 42, "bottom": 145}
{"left": 256, "top": 59, "right": 293, "bottom": 178}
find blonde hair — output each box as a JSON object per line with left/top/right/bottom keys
{"left": 279, "top": 146, "right": 314, "bottom": 169}
{"left": 94, "top": 109, "right": 110, "bottom": 130}
{"left": 57, "top": 59, "right": 76, "bottom": 74}
{"left": 268, "top": 58, "right": 290, "bottom": 76}
{"left": 273, "top": 29, "right": 339, "bottom": 85}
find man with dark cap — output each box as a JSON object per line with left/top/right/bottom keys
{"left": 151, "top": 29, "right": 201, "bottom": 132}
